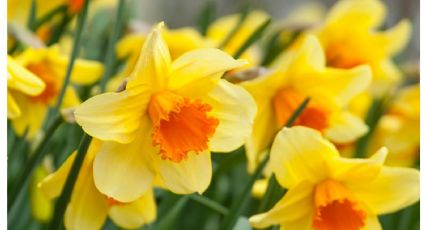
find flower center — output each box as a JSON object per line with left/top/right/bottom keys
{"left": 313, "top": 179, "right": 367, "bottom": 230}
{"left": 325, "top": 43, "right": 365, "bottom": 69}
{"left": 27, "top": 64, "right": 59, "bottom": 104}
{"left": 105, "top": 196, "right": 123, "bottom": 207}
{"left": 272, "top": 87, "right": 331, "bottom": 131}
{"left": 148, "top": 91, "right": 219, "bottom": 162}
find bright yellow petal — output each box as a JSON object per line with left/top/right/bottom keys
{"left": 169, "top": 48, "right": 247, "bottom": 97}
{"left": 109, "top": 189, "right": 157, "bottom": 229}
{"left": 126, "top": 23, "right": 171, "bottom": 90}
{"left": 325, "top": 0, "right": 386, "bottom": 30}
{"left": 296, "top": 65, "right": 371, "bottom": 107}
{"left": 7, "top": 92, "right": 21, "bottom": 119}
{"left": 62, "top": 86, "right": 81, "bottom": 108}
{"left": 163, "top": 27, "right": 208, "bottom": 59}
{"left": 93, "top": 117, "right": 155, "bottom": 202}
{"left": 362, "top": 216, "right": 382, "bottom": 230}
{"left": 7, "top": 55, "right": 45, "bottom": 95}
{"left": 11, "top": 95, "right": 47, "bottom": 138}
{"left": 348, "top": 166, "right": 419, "bottom": 215}
{"left": 64, "top": 166, "right": 109, "bottom": 230}
{"left": 74, "top": 85, "right": 150, "bottom": 143}
{"left": 324, "top": 111, "right": 368, "bottom": 143}
{"left": 155, "top": 151, "right": 212, "bottom": 194}
{"left": 287, "top": 35, "right": 325, "bottom": 74}
{"left": 116, "top": 34, "right": 145, "bottom": 59}
{"left": 269, "top": 126, "right": 339, "bottom": 188}
{"left": 368, "top": 59, "right": 402, "bottom": 97}
{"left": 30, "top": 166, "right": 53, "bottom": 222}
{"left": 370, "top": 20, "right": 411, "bottom": 57}
{"left": 249, "top": 181, "right": 314, "bottom": 230}
{"left": 203, "top": 80, "right": 256, "bottom": 152}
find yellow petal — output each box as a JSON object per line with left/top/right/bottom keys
{"left": 297, "top": 65, "right": 371, "bottom": 107}
{"left": 39, "top": 152, "right": 76, "bottom": 199}
{"left": 163, "top": 27, "right": 208, "bottom": 59}
{"left": 203, "top": 80, "right": 256, "bottom": 152}
{"left": 362, "top": 216, "right": 382, "bottom": 230}
{"left": 370, "top": 20, "right": 411, "bottom": 57}
{"left": 324, "top": 111, "right": 369, "bottom": 143}
{"left": 155, "top": 151, "right": 212, "bottom": 194}
{"left": 127, "top": 22, "right": 171, "bottom": 90}
{"left": 249, "top": 181, "right": 314, "bottom": 230}
{"left": 64, "top": 166, "right": 109, "bottom": 230}
{"left": 74, "top": 85, "right": 150, "bottom": 143}
{"left": 270, "top": 126, "right": 338, "bottom": 188}
{"left": 11, "top": 95, "right": 47, "bottom": 138}
{"left": 93, "top": 117, "right": 155, "bottom": 202}
{"left": 7, "top": 55, "right": 45, "bottom": 95}
{"left": 329, "top": 147, "right": 387, "bottom": 185}
{"left": 62, "top": 86, "right": 81, "bottom": 108}
{"left": 169, "top": 48, "right": 247, "bottom": 96}
{"left": 287, "top": 35, "right": 325, "bottom": 73}
{"left": 116, "top": 34, "right": 145, "bottom": 59}
{"left": 7, "top": 92, "right": 21, "bottom": 119}
{"left": 369, "top": 59, "right": 402, "bottom": 97}
{"left": 348, "top": 166, "right": 419, "bottom": 215}
{"left": 109, "top": 189, "right": 157, "bottom": 229}
{"left": 30, "top": 166, "right": 53, "bottom": 222}
{"left": 325, "top": 0, "right": 386, "bottom": 30}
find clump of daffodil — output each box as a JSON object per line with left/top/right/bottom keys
{"left": 368, "top": 84, "right": 419, "bottom": 167}
{"left": 313, "top": 0, "right": 411, "bottom": 97}
{"left": 7, "top": 55, "right": 45, "bottom": 119}
{"left": 250, "top": 126, "right": 419, "bottom": 230}
{"left": 242, "top": 35, "right": 371, "bottom": 171}
{"left": 106, "top": 26, "right": 209, "bottom": 92}
{"left": 206, "top": 10, "right": 269, "bottom": 68}
{"left": 74, "top": 23, "right": 256, "bottom": 202}
{"left": 10, "top": 45, "right": 103, "bottom": 138}
{"left": 39, "top": 139, "right": 156, "bottom": 229}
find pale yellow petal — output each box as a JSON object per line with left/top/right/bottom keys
{"left": 74, "top": 85, "right": 150, "bottom": 143}
{"left": 369, "top": 59, "right": 402, "bottom": 97}
{"left": 11, "top": 95, "right": 47, "bottom": 138}
{"left": 30, "top": 166, "right": 53, "bottom": 222}
{"left": 64, "top": 166, "right": 109, "bottom": 230}
{"left": 362, "top": 216, "right": 382, "bottom": 230}
{"left": 7, "top": 55, "right": 45, "bottom": 95}
{"left": 169, "top": 48, "right": 247, "bottom": 97}
{"left": 270, "top": 126, "right": 338, "bottom": 189}
{"left": 203, "top": 80, "right": 256, "bottom": 153}
{"left": 7, "top": 92, "right": 21, "bottom": 119}
{"left": 249, "top": 181, "right": 314, "bottom": 230}
{"left": 93, "top": 116, "right": 156, "bottom": 202}
{"left": 127, "top": 23, "right": 171, "bottom": 90}
{"left": 348, "top": 166, "right": 419, "bottom": 215}
{"left": 155, "top": 151, "right": 212, "bottom": 194}
{"left": 109, "top": 189, "right": 157, "bottom": 229}
{"left": 324, "top": 111, "right": 369, "bottom": 143}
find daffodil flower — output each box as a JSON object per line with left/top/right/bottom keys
{"left": 74, "top": 23, "right": 256, "bottom": 202}
{"left": 369, "top": 84, "right": 420, "bottom": 166}
{"left": 10, "top": 45, "right": 103, "bottom": 138}
{"left": 242, "top": 35, "right": 371, "bottom": 171}
{"left": 30, "top": 165, "right": 53, "bottom": 223}
{"left": 250, "top": 126, "right": 419, "bottom": 230}
{"left": 7, "top": 55, "right": 45, "bottom": 119}
{"left": 39, "top": 140, "right": 157, "bottom": 229}
{"left": 314, "top": 0, "right": 411, "bottom": 97}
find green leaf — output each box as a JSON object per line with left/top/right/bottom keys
{"left": 233, "top": 18, "right": 272, "bottom": 59}
{"left": 233, "top": 217, "right": 252, "bottom": 230}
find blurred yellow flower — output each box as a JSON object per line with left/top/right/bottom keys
{"left": 369, "top": 84, "right": 420, "bottom": 167}
{"left": 314, "top": 0, "right": 411, "bottom": 97}
{"left": 242, "top": 35, "right": 371, "bottom": 171}
{"left": 30, "top": 165, "right": 53, "bottom": 223}
{"left": 39, "top": 140, "right": 156, "bottom": 229}
{"left": 10, "top": 45, "right": 103, "bottom": 138}
{"left": 74, "top": 23, "right": 256, "bottom": 202}
{"left": 250, "top": 126, "right": 419, "bottom": 230}
{"left": 7, "top": 55, "right": 45, "bottom": 119}
{"left": 206, "top": 10, "right": 269, "bottom": 68}
{"left": 107, "top": 26, "right": 208, "bottom": 91}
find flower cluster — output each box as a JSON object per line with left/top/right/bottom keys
{"left": 7, "top": 0, "right": 419, "bottom": 229}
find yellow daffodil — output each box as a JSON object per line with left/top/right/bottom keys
{"left": 206, "top": 10, "right": 269, "bottom": 68}
{"left": 369, "top": 84, "right": 420, "bottom": 167}
{"left": 250, "top": 126, "right": 419, "bottom": 230}
{"left": 313, "top": 0, "right": 411, "bottom": 97}
{"left": 242, "top": 35, "right": 371, "bottom": 171}
{"left": 30, "top": 165, "right": 53, "bottom": 223}
{"left": 10, "top": 45, "right": 103, "bottom": 138}
{"left": 39, "top": 140, "right": 156, "bottom": 229}
{"left": 74, "top": 23, "right": 256, "bottom": 202}
{"left": 107, "top": 26, "right": 208, "bottom": 92}
{"left": 7, "top": 55, "right": 45, "bottom": 119}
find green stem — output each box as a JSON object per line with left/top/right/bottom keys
{"left": 220, "top": 98, "right": 310, "bottom": 230}
{"left": 99, "top": 0, "right": 126, "bottom": 92}
{"left": 49, "top": 134, "right": 92, "bottom": 230}
{"left": 47, "top": 12, "right": 71, "bottom": 46}
{"left": 7, "top": 116, "right": 63, "bottom": 212}
{"left": 154, "top": 196, "right": 190, "bottom": 230}
{"left": 53, "top": 0, "right": 91, "bottom": 112}
{"left": 233, "top": 18, "right": 271, "bottom": 59}
{"left": 218, "top": 7, "right": 249, "bottom": 49}
{"left": 197, "top": 1, "right": 216, "bottom": 36}
{"left": 26, "top": 0, "right": 37, "bottom": 29}
{"left": 32, "top": 5, "right": 68, "bottom": 31}
{"left": 189, "top": 194, "right": 229, "bottom": 215}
